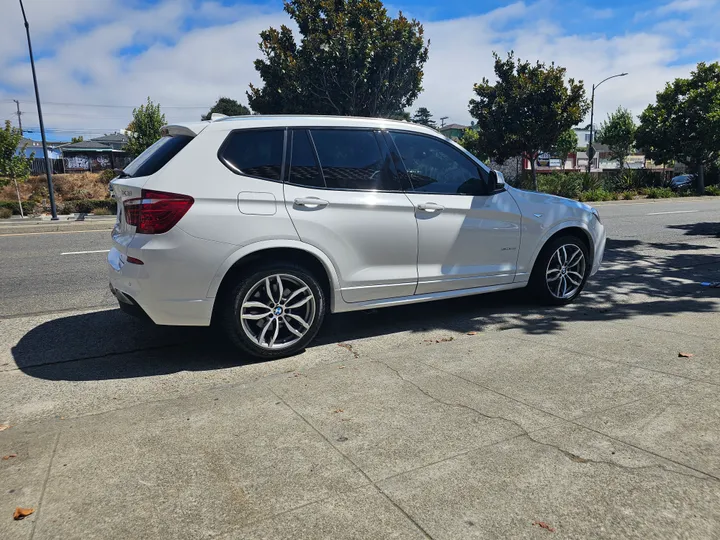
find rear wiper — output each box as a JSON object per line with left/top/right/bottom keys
{"left": 114, "top": 168, "right": 131, "bottom": 178}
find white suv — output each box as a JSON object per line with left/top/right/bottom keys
{"left": 110, "top": 116, "right": 605, "bottom": 359}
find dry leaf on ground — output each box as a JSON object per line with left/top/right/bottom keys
{"left": 2, "top": 453, "right": 18, "bottom": 460}
{"left": 678, "top": 352, "right": 694, "bottom": 358}
{"left": 13, "top": 507, "right": 34, "bottom": 520}
{"left": 467, "top": 331, "right": 477, "bottom": 335}
{"left": 0, "top": 424, "right": 11, "bottom": 432}
{"left": 533, "top": 521, "right": 556, "bottom": 532}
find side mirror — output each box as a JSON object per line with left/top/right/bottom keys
{"left": 489, "top": 170, "right": 506, "bottom": 192}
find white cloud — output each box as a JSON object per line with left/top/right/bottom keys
{"left": 0, "top": 0, "right": 718, "bottom": 139}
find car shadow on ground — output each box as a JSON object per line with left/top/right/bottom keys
{"left": 11, "top": 236, "right": 720, "bottom": 382}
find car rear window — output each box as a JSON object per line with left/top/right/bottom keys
{"left": 123, "top": 135, "right": 193, "bottom": 178}
{"left": 219, "top": 129, "right": 284, "bottom": 181}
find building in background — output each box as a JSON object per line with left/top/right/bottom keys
{"left": 59, "top": 138, "right": 130, "bottom": 172}
{"left": 438, "top": 123, "right": 468, "bottom": 141}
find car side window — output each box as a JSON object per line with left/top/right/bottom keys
{"left": 288, "top": 130, "right": 325, "bottom": 188}
{"left": 309, "top": 129, "right": 400, "bottom": 191}
{"left": 389, "top": 131, "right": 488, "bottom": 195}
{"left": 219, "top": 129, "right": 284, "bottom": 181}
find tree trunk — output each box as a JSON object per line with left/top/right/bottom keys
{"left": 530, "top": 157, "right": 538, "bottom": 191}
{"left": 697, "top": 163, "right": 705, "bottom": 194}
{"left": 13, "top": 178, "right": 24, "bottom": 219}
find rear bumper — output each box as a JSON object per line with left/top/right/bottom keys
{"left": 108, "top": 248, "right": 214, "bottom": 326}
{"left": 107, "top": 227, "right": 233, "bottom": 326}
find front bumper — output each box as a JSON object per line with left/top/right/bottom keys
{"left": 590, "top": 222, "right": 606, "bottom": 276}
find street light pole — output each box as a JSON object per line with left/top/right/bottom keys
{"left": 586, "top": 72, "right": 628, "bottom": 174}
{"left": 19, "top": 0, "right": 58, "bottom": 220}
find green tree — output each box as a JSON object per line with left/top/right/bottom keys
{"left": 412, "top": 107, "right": 436, "bottom": 128}
{"left": 248, "top": 0, "right": 429, "bottom": 117}
{"left": 469, "top": 52, "right": 589, "bottom": 191}
{"left": 597, "top": 107, "right": 636, "bottom": 173}
{"left": 71, "top": 135, "right": 84, "bottom": 144}
{"left": 553, "top": 128, "right": 578, "bottom": 170}
{"left": 388, "top": 109, "right": 411, "bottom": 121}
{"left": 636, "top": 62, "right": 720, "bottom": 193}
{"left": 458, "top": 128, "right": 488, "bottom": 162}
{"left": 201, "top": 97, "right": 251, "bottom": 120}
{"left": 0, "top": 120, "right": 33, "bottom": 218}
{"left": 125, "top": 97, "right": 166, "bottom": 157}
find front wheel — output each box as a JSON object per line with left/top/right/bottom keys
{"left": 529, "top": 236, "right": 590, "bottom": 305}
{"left": 222, "top": 263, "right": 326, "bottom": 359}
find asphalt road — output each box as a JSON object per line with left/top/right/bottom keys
{"left": 1, "top": 198, "right": 718, "bottom": 319}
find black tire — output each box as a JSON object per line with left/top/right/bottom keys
{"left": 222, "top": 262, "right": 326, "bottom": 359}
{"left": 529, "top": 235, "right": 590, "bottom": 306}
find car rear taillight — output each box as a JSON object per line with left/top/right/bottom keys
{"left": 124, "top": 190, "right": 194, "bottom": 234}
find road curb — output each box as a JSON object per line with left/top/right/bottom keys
{"left": 0, "top": 221, "right": 114, "bottom": 235}
{"left": 591, "top": 196, "right": 720, "bottom": 206}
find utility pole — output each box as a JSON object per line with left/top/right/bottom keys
{"left": 440, "top": 116, "right": 449, "bottom": 128}
{"left": 19, "top": 0, "right": 58, "bottom": 220}
{"left": 13, "top": 100, "right": 23, "bottom": 134}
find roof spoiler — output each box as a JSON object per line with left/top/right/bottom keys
{"left": 161, "top": 124, "right": 205, "bottom": 137}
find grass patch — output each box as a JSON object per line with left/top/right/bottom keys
{"left": 644, "top": 187, "right": 676, "bottom": 199}
{"left": 578, "top": 189, "right": 614, "bottom": 202}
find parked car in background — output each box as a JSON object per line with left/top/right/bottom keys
{"left": 109, "top": 115, "right": 606, "bottom": 359}
{"left": 669, "top": 174, "right": 694, "bottom": 192}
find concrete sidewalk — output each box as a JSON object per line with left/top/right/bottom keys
{"left": 2, "top": 304, "right": 719, "bottom": 539}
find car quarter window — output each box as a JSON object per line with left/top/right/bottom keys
{"left": 389, "top": 131, "right": 488, "bottom": 195}
{"left": 219, "top": 129, "right": 284, "bottom": 181}
{"left": 309, "top": 129, "right": 400, "bottom": 191}
{"left": 287, "top": 130, "right": 325, "bottom": 188}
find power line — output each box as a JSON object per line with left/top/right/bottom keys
{"left": 16, "top": 99, "right": 208, "bottom": 109}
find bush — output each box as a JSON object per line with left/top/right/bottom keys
{"left": 537, "top": 172, "right": 582, "bottom": 199}
{"left": 705, "top": 185, "right": 720, "bottom": 196}
{"left": 645, "top": 187, "right": 676, "bottom": 199}
{"left": 92, "top": 207, "right": 114, "bottom": 215}
{"left": 0, "top": 208, "right": 12, "bottom": 219}
{"left": 578, "top": 189, "right": 614, "bottom": 202}
{"left": 98, "top": 169, "right": 117, "bottom": 183}
{"left": 0, "top": 200, "right": 36, "bottom": 215}
{"left": 61, "top": 199, "right": 117, "bottom": 214}
{"left": 621, "top": 190, "right": 637, "bottom": 200}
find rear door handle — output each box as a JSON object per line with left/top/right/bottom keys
{"left": 417, "top": 202, "right": 444, "bottom": 213}
{"left": 294, "top": 197, "right": 329, "bottom": 209}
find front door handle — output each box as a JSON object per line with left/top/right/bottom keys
{"left": 294, "top": 197, "right": 329, "bottom": 209}
{"left": 417, "top": 202, "right": 444, "bottom": 213}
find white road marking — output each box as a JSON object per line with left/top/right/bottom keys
{"left": 61, "top": 249, "right": 111, "bottom": 255}
{"left": 646, "top": 210, "right": 699, "bottom": 216}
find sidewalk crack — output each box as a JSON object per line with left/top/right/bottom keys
{"left": 30, "top": 430, "right": 61, "bottom": 540}
{"left": 374, "top": 359, "right": 718, "bottom": 483}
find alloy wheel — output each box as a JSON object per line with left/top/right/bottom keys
{"left": 545, "top": 244, "right": 586, "bottom": 300}
{"left": 240, "top": 274, "right": 316, "bottom": 350}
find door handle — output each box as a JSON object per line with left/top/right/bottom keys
{"left": 294, "top": 197, "right": 329, "bottom": 209}
{"left": 417, "top": 202, "right": 444, "bottom": 213}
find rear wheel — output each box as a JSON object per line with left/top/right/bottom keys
{"left": 222, "top": 263, "right": 326, "bottom": 359}
{"left": 530, "top": 235, "right": 590, "bottom": 305}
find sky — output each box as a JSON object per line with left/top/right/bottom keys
{"left": 0, "top": 0, "right": 718, "bottom": 141}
